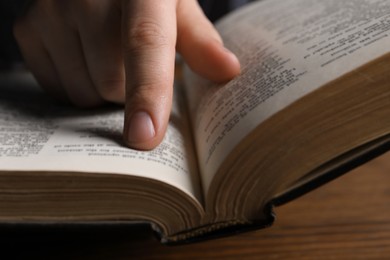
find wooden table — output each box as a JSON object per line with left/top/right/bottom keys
{"left": 2, "top": 152, "right": 390, "bottom": 259}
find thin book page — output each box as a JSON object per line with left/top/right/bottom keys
{"left": 184, "top": 0, "right": 390, "bottom": 194}
{"left": 0, "top": 72, "right": 202, "bottom": 202}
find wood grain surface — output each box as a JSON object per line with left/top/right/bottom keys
{"left": 2, "top": 152, "right": 390, "bottom": 259}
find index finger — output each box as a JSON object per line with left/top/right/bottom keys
{"left": 122, "top": 0, "right": 177, "bottom": 150}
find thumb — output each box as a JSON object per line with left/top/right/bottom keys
{"left": 177, "top": 0, "right": 241, "bottom": 83}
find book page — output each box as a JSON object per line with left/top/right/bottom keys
{"left": 0, "top": 72, "right": 202, "bottom": 202}
{"left": 184, "top": 0, "right": 390, "bottom": 193}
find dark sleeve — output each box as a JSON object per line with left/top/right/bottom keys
{"left": 199, "top": 0, "right": 253, "bottom": 22}
{"left": 0, "top": 0, "right": 31, "bottom": 69}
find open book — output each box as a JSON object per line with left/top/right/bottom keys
{"left": 0, "top": 0, "right": 389, "bottom": 244}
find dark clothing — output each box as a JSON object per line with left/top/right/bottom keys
{"left": 0, "top": 0, "right": 32, "bottom": 68}
{"left": 0, "top": 0, "right": 252, "bottom": 67}
{"left": 199, "top": 0, "right": 252, "bottom": 22}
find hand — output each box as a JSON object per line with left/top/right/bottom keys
{"left": 13, "top": 0, "right": 241, "bottom": 150}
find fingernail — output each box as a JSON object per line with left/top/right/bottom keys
{"left": 126, "top": 111, "right": 156, "bottom": 143}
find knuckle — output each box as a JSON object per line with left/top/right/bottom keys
{"left": 125, "top": 20, "right": 169, "bottom": 53}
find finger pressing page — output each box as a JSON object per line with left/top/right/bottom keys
{"left": 122, "top": 0, "right": 177, "bottom": 150}
{"left": 13, "top": 21, "right": 67, "bottom": 102}
{"left": 78, "top": 2, "right": 125, "bottom": 104}
{"left": 176, "top": 0, "right": 241, "bottom": 83}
